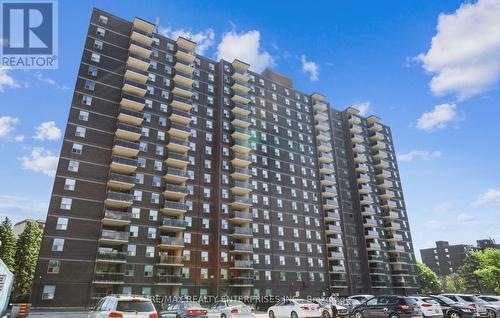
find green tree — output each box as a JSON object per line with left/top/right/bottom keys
{"left": 442, "top": 273, "right": 466, "bottom": 293}
{"left": 0, "top": 217, "right": 17, "bottom": 272}
{"left": 458, "top": 253, "right": 484, "bottom": 293}
{"left": 473, "top": 248, "right": 500, "bottom": 294}
{"left": 13, "top": 220, "right": 42, "bottom": 297}
{"left": 416, "top": 262, "right": 441, "bottom": 293}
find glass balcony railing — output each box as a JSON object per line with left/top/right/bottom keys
{"left": 232, "top": 260, "right": 253, "bottom": 268}
{"left": 172, "top": 94, "right": 192, "bottom": 105}
{"left": 156, "top": 274, "right": 182, "bottom": 284}
{"left": 166, "top": 167, "right": 189, "bottom": 178}
{"left": 326, "top": 225, "right": 342, "bottom": 232}
{"left": 168, "top": 122, "right": 191, "bottom": 133}
{"left": 232, "top": 243, "right": 253, "bottom": 251}
{"left": 128, "top": 52, "right": 150, "bottom": 64}
{"left": 160, "top": 236, "right": 184, "bottom": 246}
{"left": 232, "top": 196, "right": 252, "bottom": 205}
{"left": 232, "top": 227, "right": 253, "bottom": 235}
{"left": 111, "top": 156, "right": 138, "bottom": 167}
{"left": 94, "top": 272, "right": 125, "bottom": 282}
{"left": 163, "top": 200, "right": 188, "bottom": 211}
{"left": 109, "top": 173, "right": 135, "bottom": 185}
{"left": 232, "top": 167, "right": 251, "bottom": 175}
{"left": 101, "top": 229, "right": 129, "bottom": 241}
{"left": 114, "top": 139, "right": 140, "bottom": 151}
{"left": 231, "top": 211, "right": 252, "bottom": 220}
{"left": 106, "top": 191, "right": 134, "bottom": 203}
{"left": 162, "top": 218, "right": 186, "bottom": 228}
{"left": 103, "top": 210, "right": 132, "bottom": 222}
{"left": 158, "top": 254, "right": 183, "bottom": 265}
{"left": 96, "top": 249, "right": 127, "bottom": 261}
{"left": 164, "top": 184, "right": 188, "bottom": 194}
{"left": 167, "top": 152, "right": 189, "bottom": 162}
{"left": 327, "top": 238, "right": 343, "bottom": 246}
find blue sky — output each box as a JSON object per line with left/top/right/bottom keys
{"left": 1, "top": 0, "right": 499, "bottom": 257}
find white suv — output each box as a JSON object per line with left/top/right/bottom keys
{"left": 89, "top": 295, "right": 158, "bottom": 318}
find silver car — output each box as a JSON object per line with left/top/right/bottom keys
{"left": 440, "top": 294, "right": 488, "bottom": 317}
{"left": 208, "top": 300, "right": 255, "bottom": 318}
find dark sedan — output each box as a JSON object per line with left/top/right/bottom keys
{"left": 352, "top": 295, "right": 423, "bottom": 318}
{"left": 161, "top": 301, "right": 209, "bottom": 318}
{"left": 426, "top": 296, "right": 478, "bottom": 318}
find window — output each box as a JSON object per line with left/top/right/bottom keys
{"left": 42, "top": 285, "right": 56, "bottom": 300}
{"left": 47, "top": 259, "right": 60, "bottom": 273}
{"left": 84, "top": 80, "right": 95, "bottom": 91}
{"left": 52, "top": 239, "right": 64, "bottom": 251}
{"left": 127, "top": 245, "right": 136, "bottom": 256}
{"left": 68, "top": 160, "right": 79, "bottom": 172}
{"left": 60, "top": 197, "right": 72, "bottom": 210}
{"left": 129, "top": 226, "right": 139, "bottom": 238}
{"left": 88, "top": 65, "right": 97, "bottom": 76}
{"left": 98, "top": 15, "right": 108, "bottom": 24}
{"left": 93, "top": 39, "right": 103, "bottom": 50}
{"left": 56, "top": 218, "right": 68, "bottom": 230}
{"left": 144, "top": 265, "right": 154, "bottom": 277}
{"left": 75, "top": 126, "right": 86, "bottom": 138}
{"left": 64, "top": 178, "right": 75, "bottom": 191}
{"left": 79, "top": 110, "right": 89, "bottom": 121}
{"left": 82, "top": 95, "right": 92, "bottom": 106}
{"left": 96, "top": 27, "right": 105, "bottom": 37}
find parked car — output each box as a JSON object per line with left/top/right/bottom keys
{"left": 89, "top": 295, "right": 158, "bottom": 318}
{"left": 341, "top": 299, "right": 361, "bottom": 315}
{"left": 348, "top": 295, "right": 375, "bottom": 304}
{"left": 425, "top": 295, "right": 477, "bottom": 318}
{"left": 207, "top": 300, "right": 255, "bottom": 318}
{"left": 475, "top": 297, "right": 499, "bottom": 318}
{"left": 311, "top": 299, "right": 349, "bottom": 318}
{"left": 411, "top": 297, "right": 443, "bottom": 318}
{"left": 352, "top": 295, "right": 422, "bottom": 318}
{"left": 478, "top": 297, "right": 500, "bottom": 307}
{"left": 160, "top": 301, "right": 208, "bottom": 318}
{"left": 440, "top": 294, "right": 488, "bottom": 317}
{"left": 268, "top": 299, "right": 322, "bottom": 318}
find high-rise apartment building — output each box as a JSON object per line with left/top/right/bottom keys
{"left": 31, "top": 8, "right": 419, "bottom": 308}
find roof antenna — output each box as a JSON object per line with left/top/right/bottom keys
{"left": 155, "top": 17, "right": 160, "bottom": 33}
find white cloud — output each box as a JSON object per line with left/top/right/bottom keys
{"left": 416, "top": 103, "right": 461, "bottom": 132}
{"left": 300, "top": 55, "right": 319, "bottom": 82}
{"left": 472, "top": 189, "right": 500, "bottom": 207}
{"left": 18, "top": 147, "right": 59, "bottom": 176}
{"left": 33, "top": 121, "right": 61, "bottom": 141}
{"left": 0, "top": 195, "right": 48, "bottom": 224}
{"left": 34, "top": 72, "right": 70, "bottom": 90}
{"left": 14, "top": 135, "right": 24, "bottom": 142}
{"left": 159, "top": 26, "right": 215, "bottom": 55}
{"left": 350, "top": 101, "right": 371, "bottom": 116}
{"left": 416, "top": 0, "right": 500, "bottom": 99}
{"left": 456, "top": 213, "right": 475, "bottom": 222}
{"left": 217, "top": 30, "right": 274, "bottom": 72}
{"left": 0, "top": 67, "right": 19, "bottom": 92}
{"left": 432, "top": 202, "right": 454, "bottom": 213}
{"left": 398, "top": 150, "right": 443, "bottom": 162}
{"left": 0, "top": 116, "right": 19, "bottom": 138}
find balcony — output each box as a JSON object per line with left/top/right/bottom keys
{"left": 382, "top": 211, "right": 399, "bottom": 220}
{"left": 230, "top": 196, "right": 252, "bottom": 209}
{"left": 229, "top": 277, "right": 254, "bottom": 287}
{"left": 231, "top": 243, "right": 253, "bottom": 254}
{"left": 314, "top": 110, "right": 329, "bottom": 121}
{"left": 231, "top": 102, "right": 252, "bottom": 117}
{"left": 363, "top": 218, "right": 378, "bottom": 228}
{"left": 164, "top": 167, "right": 189, "bottom": 184}
{"left": 316, "top": 130, "right": 330, "bottom": 142}
{"left": 231, "top": 70, "right": 250, "bottom": 83}
{"left": 162, "top": 184, "right": 188, "bottom": 200}
{"left": 131, "top": 25, "right": 154, "bottom": 46}
{"left": 230, "top": 211, "right": 252, "bottom": 224}
{"left": 174, "top": 58, "right": 195, "bottom": 75}
{"left": 387, "top": 233, "right": 404, "bottom": 242}
{"left": 231, "top": 91, "right": 251, "bottom": 105}
{"left": 231, "top": 114, "right": 251, "bottom": 128}
{"left": 381, "top": 200, "right": 398, "bottom": 210}
{"left": 115, "top": 123, "right": 141, "bottom": 141}
{"left": 327, "top": 251, "right": 344, "bottom": 259}
{"left": 351, "top": 134, "right": 364, "bottom": 143}
{"left": 367, "top": 242, "right": 382, "bottom": 251}
{"left": 100, "top": 229, "right": 129, "bottom": 245}
{"left": 96, "top": 250, "right": 127, "bottom": 263}
{"left": 357, "top": 173, "right": 370, "bottom": 184}
{"left": 313, "top": 102, "right": 328, "bottom": 111}
{"left": 170, "top": 95, "right": 193, "bottom": 112}
{"left": 322, "top": 186, "right": 337, "bottom": 198}
{"left": 350, "top": 124, "right": 362, "bottom": 134}
{"left": 376, "top": 170, "right": 391, "bottom": 179}
{"left": 320, "top": 163, "right": 335, "bottom": 174}
{"left": 120, "top": 93, "right": 145, "bottom": 111}
{"left": 117, "top": 107, "right": 144, "bottom": 126}
{"left": 230, "top": 260, "right": 253, "bottom": 269}
{"left": 104, "top": 191, "right": 133, "bottom": 209}
{"left": 107, "top": 173, "right": 135, "bottom": 190}
{"left": 319, "top": 152, "right": 334, "bottom": 163}
{"left": 325, "top": 224, "right": 342, "bottom": 234}
{"left": 122, "top": 79, "right": 147, "bottom": 97}
{"left": 371, "top": 141, "right": 387, "bottom": 151}
{"left": 177, "top": 36, "right": 196, "bottom": 51}
{"left": 368, "top": 254, "right": 383, "bottom": 263}
{"left": 358, "top": 184, "right": 372, "bottom": 194}
{"left": 231, "top": 126, "right": 250, "bottom": 141}
{"left": 389, "top": 256, "right": 408, "bottom": 264}
{"left": 323, "top": 198, "right": 339, "bottom": 209}
{"left": 387, "top": 244, "right": 406, "bottom": 253}
{"left": 317, "top": 141, "right": 333, "bottom": 152}
{"left": 169, "top": 108, "right": 191, "bottom": 126}
{"left": 172, "top": 82, "right": 193, "bottom": 99}
{"left": 231, "top": 140, "right": 251, "bottom": 154}
{"left": 231, "top": 181, "right": 252, "bottom": 195}
{"left": 124, "top": 65, "right": 148, "bottom": 84}
{"left": 321, "top": 174, "right": 336, "bottom": 186}
{"left": 375, "top": 159, "right": 390, "bottom": 169}
{"left": 173, "top": 70, "right": 194, "bottom": 87}
{"left": 315, "top": 120, "right": 330, "bottom": 131}
{"left": 372, "top": 150, "right": 389, "bottom": 160}
{"left": 231, "top": 80, "right": 251, "bottom": 94}
{"left": 365, "top": 230, "right": 379, "bottom": 239}
{"left": 93, "top": 272, "right": 125, "bottom": 284}
{"left": 155, "top": 274, "right": 183, "bottom": 285}
{"left": 361, "top": 206, "right": 376, "bottom": 216}
{"left": 349, "top": 115, "right": 362, "bottom": 125}
{"left": 160, "top": 218, "right": 186, "bottom": 232}
{"left": 102, "top": 210, "right": 132, "bottom": 226}
{"left": 378, "top": 179, "right": 394, "bottom": 189}
{"left": 331, "top": 280, "right": 348, "bottom": 288}
{"left": 165, "top": 152, "right": 189, "bottom": 169}
{"left": 360, "top": 195, "right": 374, "bottom": 205}
{"left": 167, "top": 122, "right": 191, "bottom": 139}
{"left": 166, "top": 136, "right": 190, "bottom": 153}
{"left": 379, "top": 190, "right": 395, "bottom": 200}
{"left": 230, "top": 227, "right": 253, "bottom": 238}
{"left": 231, "top": 153, "right": 251, "bottom": 168}
{"left": 158, "top": 236, "right": 185, "bottom": 250}
{"left": 110, "top": 156, "right": 137, "bottom": 174}
{"left": 162, "top": 200, "right": 188, "bottom": 217}
{"left": 324, "top": 211, "right": 341, "bottom": 221}
{"left": 354, "top": 154, "right": 368, "bottom": 163}
{"left": 157, "top": 254, "right": 183, "bottom": 266}
{"left": 329, "top": 266, "right": 346, "bottom": 273}
{"left": 369, "top": 122, "right": 383, "bottom": 132}
{"left": 384, "top": 222, "right": 401, "bottom": 230}
{"left": 175, "top": 46, "right": 196, "bottom": 63}
{"left": 370, "top": 132, "right": 385, "bottom": 141}
{"left": 128, "top": 40, "right": 151, "bottom": 59}
{"left": 326, "top": 238, "right": 343, "bottom": 247}
{"left": 126, "top": 52, "right": 150, "bottom": 71}
{"left": 352, "top": 144, "right": 366, "bottom": 153}
{"left": 231, "top": 167, "right": 251, "bottom": 181}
